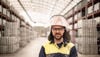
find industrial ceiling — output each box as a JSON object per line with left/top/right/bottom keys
{"left": 7, "top": 0, "right": 81, "bottom": 27}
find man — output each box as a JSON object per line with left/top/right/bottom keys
{"left": 39, "top": 15, "right": 77, "bottom": 57}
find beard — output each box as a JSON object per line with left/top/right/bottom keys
{"left": 54, "top": 33, "right": 63, "bottom": 40}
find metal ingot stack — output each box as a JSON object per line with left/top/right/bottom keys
{"left": 0, "top": 21, "right": 20, "bottom": 53}
{"left": 19, "top": 26, "right": 28, "bottom": 47}
{"left": 77, "top": 19, "right": 98, "bottom": 54}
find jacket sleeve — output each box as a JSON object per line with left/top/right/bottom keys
{"left": 69, "top": 46, "right": 78, "bottom": 57}
{"left": 39, "top": 46, "right": 46, "bottom": 57}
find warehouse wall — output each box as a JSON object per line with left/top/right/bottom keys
{"left": 0, "top": 0, "right": 38, "bottom": 54}
{"left": 64, "top": 0, "right": 100, "bottom": 55}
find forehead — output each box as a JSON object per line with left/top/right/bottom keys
{"left": 51, "top": 25, "right": 64, "bottom": 28}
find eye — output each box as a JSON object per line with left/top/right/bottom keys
{"left": 52, "top": 28, "right": 64, "bottom": 31}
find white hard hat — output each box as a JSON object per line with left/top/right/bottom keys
{"left": 50, "top": 15, "right": 69, "bottom": 28}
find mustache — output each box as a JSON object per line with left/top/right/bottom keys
{"left": 55, "top": 33, "right": 61, "bottom": 35}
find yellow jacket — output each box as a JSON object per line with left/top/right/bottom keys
{"left": 43, "top": 41, "right": 74, "bottom": 57}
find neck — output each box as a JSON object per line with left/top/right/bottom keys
{"left": 54, "top": 38, "right": 63, "bottom": 44}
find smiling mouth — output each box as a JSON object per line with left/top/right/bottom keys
{"left": 55, "top": 34, "right": 61, "bottom": 37}
{"left": 55, "top": 34, "right": 62, "bottom": 38}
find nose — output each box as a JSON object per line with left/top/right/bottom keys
{"left": 56, "top": 30, "right": 60, "bottom": 33}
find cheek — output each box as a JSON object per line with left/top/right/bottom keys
{"left": 61, "top": 31, "right": 64, "bottom": 35}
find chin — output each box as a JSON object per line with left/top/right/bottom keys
{"left": 55, "top": 37, "right": 62, "bottom": 40}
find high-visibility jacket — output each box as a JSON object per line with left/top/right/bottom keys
{"left": 39, "top": 41, "right": 77, "bottom": 57}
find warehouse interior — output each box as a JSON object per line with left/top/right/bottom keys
{"left": 0, "top": 0, "right": 100, "bottom": 57}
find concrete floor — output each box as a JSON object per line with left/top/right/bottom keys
{"left": 0, "top": 37, "right": 47, "bottom": 57}
{"left": 0, "top": 37, "right": 100, "bottom": 57}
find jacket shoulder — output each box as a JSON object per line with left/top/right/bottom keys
{"left": 43, "top": 41, "right": 51, "bottom": 47}
{"left": 67, "top": 42, "right": 75, "bottom": 50}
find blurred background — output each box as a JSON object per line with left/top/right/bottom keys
{"left": 0, "top": 0, "right": 100, "bottom": 57}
